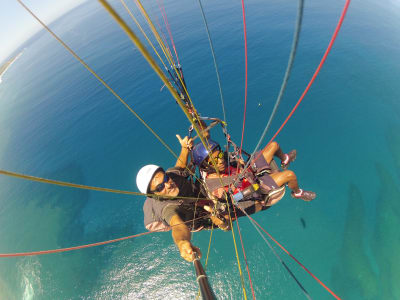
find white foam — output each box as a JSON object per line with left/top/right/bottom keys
{"left": 17, "top": 257, "right": 42, "bottom": 300}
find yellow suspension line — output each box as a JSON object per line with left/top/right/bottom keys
{"left": 15, "top": 0, "right": 181, "bottom": 164}
{"left": 15, "top": 6, "right": 242, "bottom": 295}
{"left": 205, "top": 227, "right": 214, "bottom": 267}
{"left": 134, "top": 0, "right": 176, "bottom": 72}
{"left": 98, "top": 0, "right": 209, "bottom": 167}
{"left": 133, "top": 0, "right": 201, "bottom": 125}
{"left": 133, "top": 0, "right": 209, "bottom": 150}
{"left": 147, "top": 0, "right": 175, "bottom": 63}
{"left": 98, "top": 1, "right": 247, "bottom": 298}
{"left": 133, "top": 0, "right": 203, "bottom": 126}
{"left": 132, "top": 1, "right": 246, "bottom": 293}
{"left": 120, "top": 0, "right": 168, "bottom": 71}
{"left": 132, "top": 0, "right": 206, "bottom": 141}
{"left": 120, "top": 1, "right": 206, "bottom": 186}
{"left": 18, "top": 0, "right": 203, "bottom": 183}
{"left": 0, "top": 169, "right": 207, "bottom": 201}
{"left": 134, "top": 0, "right": 176, "bottom": 71}
{"left": 106, "top": 0, "right": 211, "bottom": 204}
{"left": 130, "top": 3, "right": 246, "bottom": 296}
{"left": 134, "top": 0, "right": 177, "bottom": 69}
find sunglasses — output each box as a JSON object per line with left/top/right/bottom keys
{"left": 151, "top": 173, "right": 169, "bottom": 193}
{"left": 207, "top": 150, "right": 224, "bottom": 165}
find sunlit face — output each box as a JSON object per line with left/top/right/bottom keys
{"left": 206, "top": 149, "right": 225, "bottom": 172}
{"left": 149, "top": 171, "right": 179, "bottom": 197}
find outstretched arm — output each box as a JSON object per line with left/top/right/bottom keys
{"left": 175, "top": 135, "right": 193, "bottom": 169}
{"left": 170, "top": 214, "right": 201, "bottom": 262}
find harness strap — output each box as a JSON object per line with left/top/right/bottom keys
{"left": 204, "top": 175, "right": 237, "bottom": 192}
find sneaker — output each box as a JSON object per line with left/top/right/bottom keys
{"left": 291, "top": 189, "right": 316, "bottom": 201}
{"left": 281, "top": 150, "right": 297, "bottom": 169}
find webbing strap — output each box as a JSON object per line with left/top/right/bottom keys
{"left": 204, "top": 176, "right": 237, "bottom": 192}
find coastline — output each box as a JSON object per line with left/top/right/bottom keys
{"left": 0, "top": 51, "right": 23, "bottom": 82}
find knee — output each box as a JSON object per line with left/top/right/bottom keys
{"left": 282, "top": 170, "right": 296, "bottom": 181}
{"left": 263, "top": 141, "right": 279, "bottom": 155}
{"left": 269, "top": 141, "right": 279, "bottom": 151}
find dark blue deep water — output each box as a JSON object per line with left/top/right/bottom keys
{"left": 1, "top": 0, "right": 400, "bottom": 299}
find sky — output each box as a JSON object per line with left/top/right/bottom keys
{"left": 0, "top": 0, "right": 87, "bottom": 63}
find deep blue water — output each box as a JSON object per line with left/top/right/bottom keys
{"left": 0, "top": 0, "right": 400, "bottom": 299}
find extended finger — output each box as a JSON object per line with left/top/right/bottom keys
{"left": 176, "top": 134, "right": 183, "bottom": 143}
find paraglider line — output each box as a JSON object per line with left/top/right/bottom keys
{"left": 245, "top": 214, "right": 342, "bottom": 300}
{"left": 246, "top": 0, "right": 304, "bottom": 169}
{"left": 238, "top": 207, "right": 312, "bottom": 300}
{"left": 239, "top": 0, "right": 249, "bottom": 156}
{"left": 268, "top": 0, "right": 351, "bottom": 144}
{"left": 157, "top": 0, "right": 181, "bottom": 67}
{"left": 235, "top": 0, "right": 351, "bottom": 184}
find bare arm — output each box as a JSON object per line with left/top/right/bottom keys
{"left": 175, "top": 135, "right": 193, "bottom": 168}
{"left": 170, "top": 214, "right": 201, "bottom": 262}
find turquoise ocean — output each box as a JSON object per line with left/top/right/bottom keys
{"left": 1, "top": 0, "right": 400, "bottom": 299}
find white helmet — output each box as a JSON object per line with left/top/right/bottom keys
{"left": 136, "top": 164, "right": 161, "bottom": 194}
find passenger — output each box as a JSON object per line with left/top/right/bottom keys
{"left": 192, "top": 139, "right": 316, "bottom": 213}
{"left": 136, "top": 135, "right": 227, "bottom": 262}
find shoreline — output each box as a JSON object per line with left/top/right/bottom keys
{"left": 0, "top": 51, "right": 23, "bottom": 82}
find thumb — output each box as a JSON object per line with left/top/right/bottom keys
{"left": 176, "top": 134, "right": 182, "bottom": 142}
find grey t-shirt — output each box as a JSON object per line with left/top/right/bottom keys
{"left": 142, "top": 168, "right": 203, "bottom": 232}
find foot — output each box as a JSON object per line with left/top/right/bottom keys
{"left": 291, "top": 189, "right": 316, "bottom": 201}
{"left": 281, "top": 150, "right": 297, "bottom": 169}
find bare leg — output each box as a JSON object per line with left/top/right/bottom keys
{"left": 270, "top": 170, "right": 300, "bottom": 192}
{"left": 262, "top": 141, "right": 286, "bottom": 164}
{"left": 262, "top": 141, "right": 296, "bottom": 169}
{"left": 270, "top": 170, "right": 316, "bottom": 201}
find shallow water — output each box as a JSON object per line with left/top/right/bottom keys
{"left": 0, "top": 0, "right": 400, "bottom": 299}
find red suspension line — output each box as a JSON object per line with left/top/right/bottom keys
{"left": 248, "top": 0, "right": 351, "bottom": 167}
{"left": 157, "top": 0, "right": 181, "bottom": 67}
{"left": 232, "top": 205, "right": 256, "bottom": 300}
{"left": 151, "top": 3, "right": 175, "bottom": 63}
{"left": 245, "top": 214, "right": 341, "bottom": 300}
{"left": 268, "top": 0, "right": 351, "bottom": 144}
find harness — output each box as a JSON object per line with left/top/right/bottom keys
{"left": 203, "top": 160, "right": 285, "bottom": 207}
{"left": 187, "top": 117, "right": 286, "bottom": 221}
{"left": 197, "top": 131, "right": 286, "bottom": 208}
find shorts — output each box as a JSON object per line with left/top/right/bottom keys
{"left": 252, "top": 150, "right": 279, "bottom": 190}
